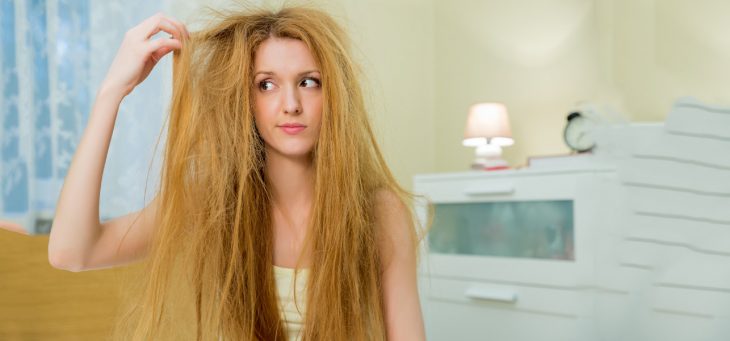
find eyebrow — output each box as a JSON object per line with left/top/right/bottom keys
{"left": 253, "top": 70, "right": 320, "bottom": 77}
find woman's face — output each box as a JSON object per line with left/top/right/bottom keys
{"left": 253, "top": 37, "right": 323, "bottom": 159}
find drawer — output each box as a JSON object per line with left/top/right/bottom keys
{"left": 420, "top": 276, "right": 593, "bottom": 318}
{"left": 420, "top": 252, "right": 595, "bottom": 288}
{"left": 415, "top": 172, "right": 583, "bottom": 203}
{"left": 424, "top": 300, "right": 587, "bottom": 341}
{"left": 422, "top": 291, "right": 594, "bottom": 341}
{"left": 425, "top": 199, "right": 575, "bottom": 261}
{"left": 420, "top": 276, "right": 596, "bottom": 341}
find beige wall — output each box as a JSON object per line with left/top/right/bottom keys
{"left": 331, "top": 0, "right": 436, "bottom": 190}
{"left": 433, "top": 0, "right": 614, "bottom": 171}
{"left": 434, "top": 0, "right": 730, "bottom": 171}
{"left": 611, "top": 0, "right": 730, "bottom": 121}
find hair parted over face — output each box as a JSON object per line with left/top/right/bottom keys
{"left": 253, "top": 37, "right": 323, "bottom": 159}
{"left": 114, "top": 5, "right": 428, "bottom": 341}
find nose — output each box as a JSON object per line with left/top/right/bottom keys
{"left": 282, "top": 85, "right": 302, "bottom": 115}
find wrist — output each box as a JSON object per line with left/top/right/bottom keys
{"left": 97, "top": 81, "right": 129, "bottom": 102}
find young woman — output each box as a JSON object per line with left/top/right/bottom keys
{"left": 43, "top": 5, "right": 425, "bottom": 341}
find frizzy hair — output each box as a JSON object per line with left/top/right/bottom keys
{"left": 113, "top": 4, "right": 426, "bottom": 341}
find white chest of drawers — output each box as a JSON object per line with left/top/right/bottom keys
{"left": 414, "top": 166, "right": 618, "bottom": 341}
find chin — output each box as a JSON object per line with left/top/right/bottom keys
{"left": 284, "top": 151, "right": 313, "bottom": 158}
{"left": 271, "top": 145, "right": 314, "bottom": 159}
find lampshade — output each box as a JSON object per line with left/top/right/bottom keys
{"left": 463, "top": 102, "right": 514, "bottom": 147}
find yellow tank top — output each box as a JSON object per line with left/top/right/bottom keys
{"left": 273, "top": 265, "right": 308, "bottom": 341}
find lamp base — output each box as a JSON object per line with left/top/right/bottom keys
{"left": 469, "top": 143, "right": 510, "bottom": 171}
{"left": 471, "top": 157, "right": 510, "bottom": 171}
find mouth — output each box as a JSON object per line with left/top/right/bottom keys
{"left": 278, "top": 124, "right": 307, "bottom": 135}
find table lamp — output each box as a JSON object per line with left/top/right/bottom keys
{"left": 463, "top": 102, "right": 514, "bottom": 170}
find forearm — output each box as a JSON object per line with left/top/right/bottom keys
{"left": 47, "top": 12, "right": 185, "bottom": 271}
{"left": 48, "top": 85, "right": 125, "bottom": 270}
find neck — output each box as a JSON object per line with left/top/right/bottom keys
{"left": 264, "top": 147, "right": 315, "bottom": 211}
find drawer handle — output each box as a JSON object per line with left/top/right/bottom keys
{"left": 464, "top": 286, "right": 518, "bottom": 303}
{"left": 463, "top": 184, "right": 515, "bottom": 196}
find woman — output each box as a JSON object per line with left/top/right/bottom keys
{"left": 43, "top": 5, "right": 425, "bottom": 341}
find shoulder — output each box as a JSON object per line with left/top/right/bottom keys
{"left": 373, "top": 188, "right": 411, "bottom": 232}
{"left": 374, "top": 188, "right": 406, "bottom": 215}
{"left": 373, "top": 188, "right": 417, "bottom": 271}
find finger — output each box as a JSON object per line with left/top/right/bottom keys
{"left": 132, "top": 13, "right": 182, "bottom": 42}
{"left": 132, "top": 12, "right": 166, "bottom": 38}
{"left": 164, "top": 15, "right": 190, "bottom": 40}
{"left": 151, "top": 46, "right": 172, "bottom": 63}
{"left": 145, "top": 38, "right": 182, "bottom": 56}
{"left": 146, "top": 18, "right": 183, "bottom": 42}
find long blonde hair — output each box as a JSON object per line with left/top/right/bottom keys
{"left": 114, "top": 4, "right": 424, "bottom": 340}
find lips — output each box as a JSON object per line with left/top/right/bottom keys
{"left": 279, "top": 123, "right": 306, "bottom": 128}
{"left": 278, "top": 123, "right": 307, "bottom": 135}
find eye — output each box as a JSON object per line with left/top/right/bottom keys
{"left": 259, "top": 80, "right": 274, "bottom": 91}
{"left": 301, "top": 77, "right": 321, "bottom": 88}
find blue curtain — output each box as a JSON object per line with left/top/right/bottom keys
{"left": 1, "top": 0, "right": 90, "bottom": 234}
{"left": 1, "top": 0, "right": 26, "bottom": 215}
{"left": 1, "top": 0, "right": 168, "bottom": 234}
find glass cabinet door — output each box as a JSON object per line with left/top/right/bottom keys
{"left": 428, "top": 200, "right": 574, "bottom": 261}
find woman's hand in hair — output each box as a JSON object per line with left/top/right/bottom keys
{"left": 100, "top": 12, "right": 190, "bottom": 98}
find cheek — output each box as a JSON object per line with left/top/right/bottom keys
{"left": 252, "top": 109, "right": 269, "bottom": 140}
{"left": 306, "top": 97, "right": 324, "bottom": 126}
{"left": 253, "top": 97, "right": 275, "bottom": 126}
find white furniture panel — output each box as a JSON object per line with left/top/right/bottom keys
{"left": 423, "top": 300, "right": 596, "bottom": 341}
{"left": 637, "top": 312, "right": 726, "bottom": 341}
{"left": 652, "top": 286, "right": 730, "bottom": 318}
{"left": 415, "top": 168, "right": 616, "bottom": 340}
{"left": 626, "top": 214, "right": 730, "bottom": 255}
{"left": 632, "top": 127, "right": 730, "bottom": 169}
{"left": 619, "top": 157, "right": 730, "bottom": 195}
{"left": 665, "top": 97, "right": 730, "bottom": 140}
{"left": 423, "top": 276, "right": 592, "bottom": 317}
{"left": 626, "top": 185, "right": 730, "bottom": 224}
